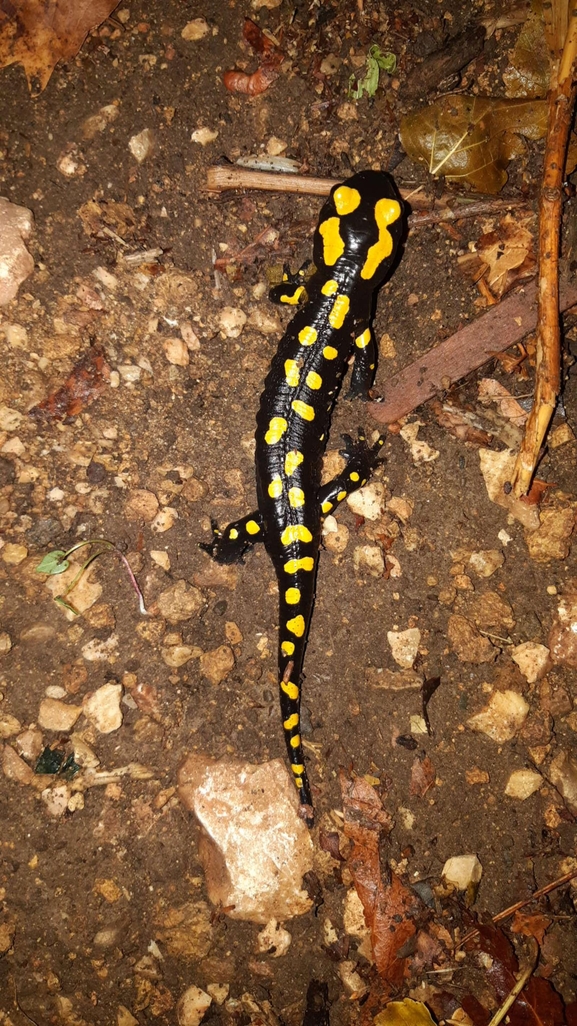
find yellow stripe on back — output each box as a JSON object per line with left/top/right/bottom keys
{"left": 361, "top": 197, "right": 402, "bottom": 280}
{"left": 319, "top": 218, "right": 344, "bottom": 265}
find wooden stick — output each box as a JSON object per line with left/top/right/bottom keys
{"left": 205, "top": 166, "right": 531, "bottom": 222}
{"left": 511, "top": 9, "right": 577, "bottom": 495}
{"left": 368, "top": 277, "right": 577, "bottom": 426}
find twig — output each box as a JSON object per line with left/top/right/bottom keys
{"left": 459, "top": 866, "right": 577, "bottom": 948}
{"left": 512, "top": 7, "right": 577, "bottom": 495}
{"left": 205, "top": 165, "right": 531, "bottom": 223}
{"left": 486, "top": 940, "right": 539, "bottom": 1026}
{"left": 368, "top": 277, "right": 577, "bottom": 426}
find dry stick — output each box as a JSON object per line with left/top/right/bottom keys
{"left": 512, "top": 11, "right": 577, "bottom": 495}
{"left": 487, "top": 941, "right": 539, "bottom": 1026}
{"left": 205, "top": 165, "right": 530, "bottom": 221}
{"left": 459, "top": 866, "right": 577, "bottom": 949}
{"left": 368, "top": 277, "right": 577, "bottom": 426}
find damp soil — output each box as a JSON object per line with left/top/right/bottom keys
{"left": 0, "top": 0, "right": 576, "bottom": 1023}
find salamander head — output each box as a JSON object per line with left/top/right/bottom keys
{"left": 313, "top": 170, "right": 404, "bottom": 288}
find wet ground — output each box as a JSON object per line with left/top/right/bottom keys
{"left": 0, "top": 1, "right": 576, "bottom": 1023}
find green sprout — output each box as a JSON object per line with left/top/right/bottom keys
{"left": 36, "top": 538, "right": 147, "bottom": 617}
{"left": 348, "top": 45, "right": 396, "bottom": 100}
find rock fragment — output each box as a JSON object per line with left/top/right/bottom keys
{"left": 0, "top": 198, "right": 34, "bottom": 305}
{"left": 38, "top": 698, "right": 82, "bottom": 732}
{"left": 83, "top": 683, "right": 123, "bottom": 733}
{"left": 178, "top": 755, "right": 313, "bottom": 922}
{"left": 511, "top": 641, "right": 551, "bottom": 682}
{"left": 504, "top": 769, "right": 542, "bottom": 800}
{"left": 387, "top": 628, "right": 421, "bottom": 669}
{"left": 467, "top": 689, "right": 529, "bottom": 742}
{"left": 448, "top": 614, "right": 497, "bottom": 663}
{"left": 157, "top": 580, "right": 203, "bottom": 623}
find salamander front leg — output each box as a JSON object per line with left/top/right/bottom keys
{"left": 348, "top": 326, "right": 378, "bottom": 400}
{"left": 200, "top": 511, "right": 264, "bottom": 564}
{"left": 269, "top": 261, "right": 312, "bottom": 307}
{"left": 318, "top": 431, "right": 385, "bottom": 516}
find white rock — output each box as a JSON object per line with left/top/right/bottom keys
{"left": 338, "top": 960, "right": 368, "bottom": 998}
{"left": 177, "top": 986, "right": 212, "bottom": 1026}
{"left": 0, "top": 406, "right": 23, "bottom": 431}
{"left": 467, "top": 689, "right": 529, "bottom": 743}
{"left": 150, "top": 549, "right": 171, "bottom": 571}
{"left": 181, "top": 18, "right": 210, "bottom": 40}
{"left": 206, "top": 984, "right": 229, "bottom": 1005}
{"left": 151, "top": 507, "right": 178, "bottom": 533}
{"left": 38, "top": 698, "right": 81, "bottom": 732}
{"left": 83, "top": 683, "right": 123, "bottom": 733}
{"left": 479, "top": 448, "right": 540, "bottom": 530}
{"left": 81, "top": 635, "right": 119, "bottom": 662}
{"left": 387, "top": 628, "right": 421, "bottom": 669}
{"left": 548, "top": 750, "right": 577, "bottom": 814}
{"left": 322, "top": 518, "right": 349, "bottom": 553}
{"left": 346, "top": 481, "right": 386, "bottom": 520}
{"left": 0, "top": 632, "right": 12, "bottom": 655}
{"left": 256, "top": 918, "right": 292, "bottom": 957}
{"left": 504, "top": 769, "right": 542, "bottom": 800}
{"left": 400, "top": 422, "right": 439, "bottom": 464}
{"left": 82, "top": 104, "right": 119, "bottom": 139}
{"left": 191, "top": 127, "right": 219, "bottom": 146}
{"left": 0, "top": 543, "right": 27, "bottom": 566}
{"left": 0, "top": 198, "right": 34, "bottom": 305}
{"left": 218, "top": 306, "right": 246, "bottom": 338}
{"left": 353, "top": 544, "right": 384, "bottom": 577}
{"left": 41, "top": 784, "right": 71, "bottom": 817}
{"left": 0, "top": 714, "right": 22, "bottom": 738}
{"left": 117, "top": 1005, "right": 139, "bottom": 1026}
{"left": 442, "top": 854, "right": 483, "bottom": 892}
{"left": 118, "top": 364, "right": 141, "bottom": 383}
{"left": 56, "top": 144, "right": 87, "bottom": 177}
{"left": 128, "top": 128, "right": 156, "bottom": 163}
{"left": 163, "top": 337, "right": 189, "bottom": 366}
{"left": 178, "top": 755, "right": 314, "bottom": 923}
{"left": 511, "top": 642, "right": 551, "bottom": 683}
{"left": 468, "top": 549, "right": 504, "bottom": 578}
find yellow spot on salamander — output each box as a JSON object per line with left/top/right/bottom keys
{"left": 329, "top": 294, "right": 350, "bottom": 329}
{"left": 285, "top": 450, "right": 304, "bottom": 476}
{"left": 306, "top": 370, "right": 322, "bottom": 390}
{"left": 288, "top": 487, "right": 305, "bottom": 508}
{"left": 321, "top": 500, "right": 333, "bottom": 513}
{"left": 337, "top": 490, "right": 347, "bottom": 502}
{"left": 280, "top": 285, "right": 304, "bottom": 305}
{"left": 323, "top": 345, "right": 338, "bottom": 360}
{"left": 284, "top": 359, "right": 300, "bottom": 387}
{"left": 294, "top": 777, "right": 303, "bottom": 788}
{"left": 298, "top": 326, "right": 317, "bottom": 346}
{"left": 292, "top": 399, "right": 315, "bottom": 421}
{"left": 292, "top": 764, "right": 305, "bottom": 774}
{"left": 333, "top": 185, "right": 361, "bottom": 215}
{"left": 229, "top": 528, "right": 239, "bottom": 539}
{"left": 281, "top": 640, "right": 295, "bottom": 656}
{"left": 361, "top": 197, "right": 402, "bottom": 280}
{"left": 285, "top": 587, "right": 301, "bottom": 604}
{"left": 319, "top": 217, "right": 344, "bottom": 265}
{"left": 290, "top": 734, "right": 301, "bottom": 748}
{"left": 355, "top": 328, "right": 371, "bottom": 349}
{"left": 246, "top": 520, "right": 261, "bottom": 534}
{"left": 268, "top": 477, "right": 283, "bottom": 498}
{"left": 265, "top": 417, "right": 287, "bottom": 445}
{"left": 350, "top": 471, "right": 360, "bottom": 482}
{"left": 321, "top": 278, "right": 338, "bottom": 296}
{"left": 283, "top": 713, "right": 299, "bottom": 730}
{"left": 284, "top": 556, "right": 315, "bottom": 573}
{"left": 281, "top": 524, "right": 313, "bottom": 546}
{"left": 286, "top": 614, "right": 305, "bottom": 637}
{"left": 281, "top": 679, "right": 299, "bottom": 699}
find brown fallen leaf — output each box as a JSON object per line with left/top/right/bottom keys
{"left": 510, "top": 911, "right": 552, "bottom": 946}
{"left": 459, "top": 214, "right": 536, "bottom": 299}
{"left": 0, "top": 0, "right": 120, "bottom": 95}
{"left": 28, "top": 345, "right": 110, "bottom": 423}
{"left": 409, "top": 755, "right": 436, "bottom": 798}
{"left": 478, "top": 378, "right": 529, "bottom": 426}
{"left": 339, "top": 771, "right": 423, "bottom": 986}
{"left": 429, "top": 399, "right": 493, "bottom": 446}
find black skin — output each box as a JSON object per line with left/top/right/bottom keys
{"left": 203, "top": 170, "right": 406, "bottom": 823}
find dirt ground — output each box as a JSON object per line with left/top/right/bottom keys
{"left": 0, "top": 0, "right": 576, "bottom": 1023}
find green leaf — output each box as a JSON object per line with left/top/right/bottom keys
{"left": 349, "top": 45, "right": 396, "bottom": 100}
{"left": 35, "top": 550, "right": 70, "bottom": 575}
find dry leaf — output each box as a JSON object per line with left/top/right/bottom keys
{"left": 511, "top": 911, "right": 552, "bottom": 945}
{"left": 463, "top": 214, "right": 536, "bottom": 299}
{"left": 0, "top": 0, "right": 120, "bottom": 95}
{"left": 503, "top": 1, "right": 551, "bottom": 98}
{"left": 400, "top": 95, "right": 547, "bottom": 193}
{"left": 409, "top": 755, "right": 436, "bottom": 798}
{"left": 478, "top": 379, "right": 529, "bottom": 425}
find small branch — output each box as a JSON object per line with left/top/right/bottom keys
{"left": 458, "top": 866, "right": 577, "bottom": 949}
{"left": 512, "top": 9, "right": 577, "bottom": 495}
{"left": 368, "top": 277, "right": 577, "bottom": 426}
{"left": 205, "top": 165, "right": 532, "bottom": 223}
{"left": 486, "top": 940, "right": 538, "bottom": 1026}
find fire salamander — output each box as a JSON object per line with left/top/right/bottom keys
{"left": 204, "top": 170, "right": 405, "bottom": 823}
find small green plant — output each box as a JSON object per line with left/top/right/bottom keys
{"left": 36, "top": 538, "right": 147, "bottom": 617}
{"left": 348, "top": 45, "right": 396, "bottom": 100}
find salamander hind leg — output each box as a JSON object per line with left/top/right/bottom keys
{"left": 348, "top": 326, "right": 378, "bottom": 400}
{"left": 318, "top": 431, "right": 385, "bottom": 516}
{"left": 200, "top": 511, "right": 264, "bottom": 564}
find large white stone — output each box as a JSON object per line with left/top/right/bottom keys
{"left": 178, "top": 755, "right": 313, "bottom": 923}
